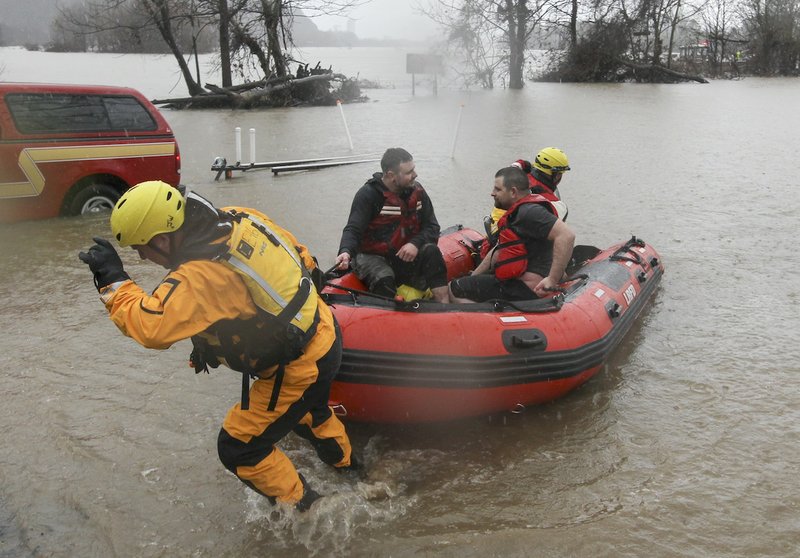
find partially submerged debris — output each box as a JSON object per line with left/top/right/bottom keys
{"left": 152, "top": 73, "right": 366, "bottom": 109}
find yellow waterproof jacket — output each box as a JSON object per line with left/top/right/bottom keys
{"left": 99, "top": 207, "right": 336, "bottom": 377}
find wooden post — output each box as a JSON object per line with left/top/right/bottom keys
{"left": 249, "top": 128, "right": 256, "bottom": 165}
{"left": 337, "top": 100, "right": 354, "bottom": 151}
{"left": 450, "top": 104, "right": 464, "bottom": 159}
{"left": 234, "top": 127, "right": 242, "bottom": 165}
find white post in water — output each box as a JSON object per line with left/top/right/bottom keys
{"left": 450, "top": 104, "right": 464, "bottom": 159}
{"left": 234, "top": 127, "right": 242, "bottom": 164}
{"left": 249, "top": 128, "right": 256, "bottom": 165}
{"left": 337, "top": 100, "right": 354, "bottom": 151}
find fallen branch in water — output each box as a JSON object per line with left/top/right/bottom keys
{"left": 152, "top": 73, "right": 363, "bottom": 109}
{"left": 616, "top": 59, "right": 709, "bottom": 83}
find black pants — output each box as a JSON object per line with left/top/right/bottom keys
{"left": 354, "top": 243, "right": 448, "bottom": 293}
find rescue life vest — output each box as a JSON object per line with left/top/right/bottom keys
{"left": 359, "top": 185, "right": 424, "bottom": 255}
{"left": 528, "top": 172, "right": 568, "bottom": 221}
{"left": 480, "top": 164, "right": 567, "bottom": 260}
{"left": 527, "top": 169, "right": 556, "bottom": 196}
{"left": 493, "top": 194, "right": 556, "bottom": 281}
{"left": 189, "top": 211, "right": 319, "bottom": 379}
{"left": 512, "top": 159, "right": 559, "bottom": 196}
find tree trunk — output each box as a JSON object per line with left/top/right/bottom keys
{"left": 218, "top": 0, "right": 232, "bottom": 87}
{"left": 650, "top": 6, "right": 663, "bottom": 66}
{"left": 666, "top": 0, "right": 681, "bottom": 69}
{"left": 261, "top": 0, "right": 288, "bottom": 77}
{"left": 617, "top": 58, "right": 710, "bottom": 82}
{"left": 152, "top": 73, "right": 347, "bottom": 109}
{"left": 144, "top": 0, "right": 203, "bottom": 96}
{"left": 570, "top": 0, "right": 578, "bottom": 50}
{"left": 232, "top": 22, "right": 271, "bottom": 77}
{"left": 506, "top": 0, "right": 526, "bottom": 89}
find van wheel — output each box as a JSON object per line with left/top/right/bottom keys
{"left": 68, "top": 183, "right": 121, "bottom": 216}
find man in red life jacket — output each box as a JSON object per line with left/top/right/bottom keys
{"left": 486, "top": 147, "right": 571, "bottom": 244}
{"left": 450, "top": 166, "right": 575, "bottom": 303}
{"left": 334, "top": 148, "right": 450, "bottom": 303}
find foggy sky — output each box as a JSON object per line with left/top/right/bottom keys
{"left": 0, "top": 0, "right": 440, "bottom": 45}
{"left": 310, "top": 0, "right": 439, "bottom": 42}
{"left": 0, "top": 0, "right": 65, "bottom": 44}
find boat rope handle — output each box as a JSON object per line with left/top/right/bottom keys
{"left": 611, "top": 236, "right": 647, "bottom": 267}
{"left": 322, "top": 282, "right": 426, "bottom": 310}
{"left": 543, "top": 273, "right": 589, "bottom": 295}
{"left": 490, "top": 293, "right": 564, "bottom": 313}
{"left": 543, "top": 285, "right": 567, "bottom": 294}
{"left": 323, "top": 282, "right": 396, "bottom": 302}
{"left": 457, "top": 238, "right": 482, "bottom": 266}
{"left": 564, "top": 273, "right": 589, "bottom": 284}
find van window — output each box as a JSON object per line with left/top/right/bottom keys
{"left": 5, "top": 93, "right": 157, "bottom": 134}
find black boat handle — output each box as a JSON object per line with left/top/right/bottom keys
{"left": 511, "top": 334, "right": 546, "bottom": 350}
{"left": 503, "top": 328, "right": 548, "bottom": 352}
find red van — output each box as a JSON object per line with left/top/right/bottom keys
{"left": 0, "top": 83, "right": 180, "bottom": 223}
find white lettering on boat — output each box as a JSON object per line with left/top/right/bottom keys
{"left": 623, "top": 284, "right": 637, "bottom": 306}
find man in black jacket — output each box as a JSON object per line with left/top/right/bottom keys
{"left": 334, "top": 148, "right": 449, "bottom": 302}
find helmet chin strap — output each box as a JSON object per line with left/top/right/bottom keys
{"left": 147, "top": 233, "right": 178, "bottom": 267}
{"left": 165, "top": 233, "right": 182, "bottom": 269}
{"left": 149, "top": 242, "right": 170, "bottom": 261}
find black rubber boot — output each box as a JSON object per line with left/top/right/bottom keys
{"left": 371, "top": 276, "right": 397, "bottom": 298}
{"left": 295, "top": 474, "right": 322, "bottom": 512}
{"left": 336, "top": 452, "right": 366, "bottom": 481}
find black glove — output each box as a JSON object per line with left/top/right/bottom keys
{"left": 78, "top": 237, "right": 130, "bottom": 291}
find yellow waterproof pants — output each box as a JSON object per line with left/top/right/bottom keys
{"left": 217, "top": 323, "right": 352, "bottom": 505}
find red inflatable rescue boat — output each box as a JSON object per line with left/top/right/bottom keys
{"left": 322, "top": 226, "right": 664, "bottom": 423}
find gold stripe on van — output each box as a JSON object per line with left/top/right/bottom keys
{"left": 0, "top": 142, "right": 176, "bottom": 199}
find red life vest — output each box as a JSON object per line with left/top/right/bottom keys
{"left": 528, "top": 174, "right": 559, "bottom": 199}
{"left": 359, "top": 186, "right": 424, "bottom": 255}
{"left": 493, "top": 194, "right": 556, "bottom": 280}
{"left": 513, "top": 159, "right": 557, "bottom": 197}
{"left": 512, "top": 159, "right": 565, "bottom": 219}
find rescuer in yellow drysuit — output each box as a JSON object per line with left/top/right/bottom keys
{"left": 78, "top": 181, "right": 356, "bottom": 511}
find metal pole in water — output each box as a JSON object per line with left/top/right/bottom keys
{"left": 249, "top": 128, "right": 256, "bottom": 165}
{"left": 450, "top": 104, "right": 464, "bottom": 159}
{"left": 337, "top": 100, "right": 354, "bottom": 151}
{"left": 234, "top": 127, "right": 242, "bottom": 164}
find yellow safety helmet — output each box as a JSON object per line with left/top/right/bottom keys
{"left": 533, "top": 147, "right": 571, "bottom": 176}
{"left": 110, "top": 181, "right": 185, "bottom": 246}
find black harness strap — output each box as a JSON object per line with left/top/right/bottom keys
{"left": 241, "top": 372, "right": 251, "bottom": 410}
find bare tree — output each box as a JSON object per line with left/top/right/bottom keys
{"left": 740, "top": 0, "right": 800, "bottom": 74}
{"left": 663, "top": 0, "right": 707, "bottom": 67}
{"left": 209, "top": 0, "right": 365, "bottom": 83}
{"left": 55, "top": 0, "right": 364, "bottom": 96}
{"left": 143, "top": 0, "right": 205, "bottom": 94}
{"left": 696, "top": 0, "right": 738, "bottom": 74}
{"left": 424, "top": 0, "right": 550, "bottom": 89}
{"left": 217, "top": 0, "right": 234, "bottom": 86}
{"left": 55, "top": 0, "right": 207, "bottom": 95}
{"left": 425, "top": 0, "right": 507, "bottom": 88}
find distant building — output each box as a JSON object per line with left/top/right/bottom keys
{"left": 680, "top": 39, "right": 710, "bottom": 61}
